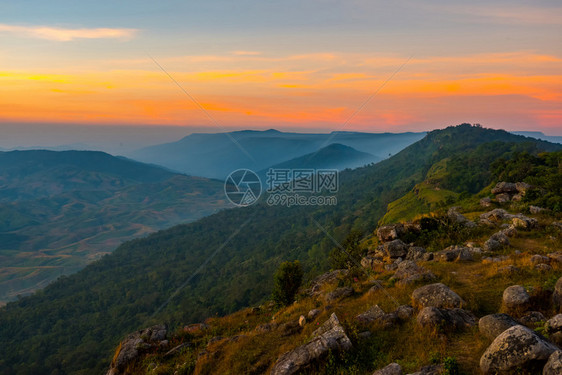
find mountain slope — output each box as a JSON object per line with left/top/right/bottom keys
{"left": 0, "top": 124, "right": 560, "bottom": 374}
{"left": 0, "top": 151, "right": 228, "bottom": 304}
{"left": 129, "top": 130, "right": 425, "bottom": 179}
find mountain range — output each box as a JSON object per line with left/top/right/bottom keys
{"left": 1, "top": 124, "right": 560, "bottom": 374}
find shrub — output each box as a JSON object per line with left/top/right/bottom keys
{"left": 271, "top": 260, "right": 303, "bottom": 306}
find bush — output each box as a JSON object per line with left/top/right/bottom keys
{"left": 271, "top": 261, "right": 303, "bottom": 306}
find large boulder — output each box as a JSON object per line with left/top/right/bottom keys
{"left": 382, "top": 239, "right": 409, "bottom": 259}
{"left": 270, "top": 313, "right": 352, "bottom": 375}
{"left": 377, "top": 224, "right": 405, "bottom": 242}
{"left": 479, "top": 325, "right": 558, "bottom": 374}
{"left": 543, "top": 350, "right": 562, "bottom": 375}
{"left": 417, "top": 307, "right": 476, "bottom": 331}
{"left": 106, "top": 324, "right": 167, "bottom": 375}
{"left": 412, "top": 283, "right": 465, "bottom": 309}
{"left": 478, "top": 313, "right": 520, "bottom": 340}
{"left": 502, "top": 285, "right": 531, "bottom": 313}
{"left": 372, "top": 362, "right": 402, "bottom": 375}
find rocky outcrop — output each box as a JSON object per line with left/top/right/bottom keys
{"left": 490, "top": 181, "right": 531, "bottom": 203}
{"left": 372, "top": 362, "right": 402, "bottom": 375}
{"left": 393, "top": 260, "right": 436, "bottom": 285}
{"left": 502, "top": 285, "right": 531, "bottom": 314}
{"left": 543, "top": 350, "right": 562, "bottom": 375}
{"left": 417, "top": 307, "right": 476, "bottom": 331}
{"left": 106, "top": 325, "right": 167, "bottom": 375}
{"left": 478, "top": 313, "right": 520, "bottom": 340}
{"left": 480, "top": 325, "right": 558, "bottom": 374}
{"left": 270, "top": 313, "right": 352, "bottom": 375}
{"left": 377, "top": 224, "right": 406, "bottom": 242}
{"left": 382, "top": 239, "right": 409, "bottom": 258}
{"left": 545, "top": 314, "right": 562, "bottom": 346}
{"left": 411, "top": 283, "right": 465, "bottom": 309}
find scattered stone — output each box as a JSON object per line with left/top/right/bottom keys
{"left": 324, "top": 287, "right": 353, "bottom": 303}
{"left": 543, "top": 350, "right": 562, "bottom": 375}
{"left": 411, "top": 283, "right": 465, "bottom": 309}
{"left": 407, "top": 364, "right": 444, "bottom": 375}
{"left": 502, "top": 285, "right": 531, "bottom": 313}
{"left": 490, "top": 231, "right": 510, "bottom": 246}
{"left": 298, "top": 315, "right": 306, "bottom": 327}
{"left": 358, "top": 331, "right": 371, "bottom": 339}
{"left": 270, "top": 313, "right": 352, "bottom": 375}
{"left": 492, "top": 182, "right": 518, "bottom": 195}
{"left": 535, "top": 263, "right": 553, "bottom": 272}
{"left": 356, "top": 305, "right": 397, "bottom": 327}
{"left": 307, "top": 309, "right": 321, "bottom": 321}
{"left": 478, "top": 313, "right": 520, "bottom": 340}
{"left": 496, "top": 193, "right": 511, "bottom": 203}
{"left": 278, "top": 320, "right": 303, "bottom": 337}
{"left": 372, "top": 362, "right": 402, "bottom": 375}
{"left": 395, "top": 305, "right": 415, "bottom": 321}
{"left": 531, "top": 254, "right": 550, "bottom": 266}
{"left": 382, "top": 239, "right": 409, "bottom": 259}
{"left": 500, "top": 226, "right": 517, "bottom": 237}
{"left": 106, "top": 324, "right": 167, "bottom": 375}
{"left": 255, "top": 323, "right": 277, "bottom": 333}
{"left": 417, "top": 307, "right": 476, "bottom": 331}
{"left": 529, "top": 205, "right": 546, "bottom": 214}
{"left": 545, "top": 314, "right": 562, "bottom": 346}
{"left": 483, "top": 239, "right": 501, "bottom": 252}
{"left": 480, "top": 197, "right": 492, "bottom": 207}
{"left": 361, "top": 256, "right": 384, "bottom": 270}
{"left": 406, "top": 246, "right": 427, "bottom": 262}
{"left": 183, "top": 323, "right": 209, "bottom": 334}
{"left": 377, "top": 224, "right": 405, "bottom": 242}
{"left": 435, "top": 246, "right": 473, "bottom": 262}
{"left": 447, "top": 207, "right": 475, "bottom": 227}
{"left": 498, "top": 265, "right": 520, "bottom": 275}
{"left": 393, "top": 260, "right": 436, "bottom": 285}
{"left": 547, "top": 252, "right": 562, "bottom": 266}
{"left": 479, "top": 325, "right": 558, "bottom": 374}
{"left": 482, "top": 256, "right": 508, "bottom": 264}
{"left": 519, "top": 311, "right": 546, "bottom": 326}
{"left": 512, "top": 216, "right": 537, "bottom": 230}
{"left": 480, "top": 208, "right": 510, "bottom": 223}
{"left": 554, "top": 277, "right": 562, "bottom": 312}
{"left": 309, "top": 270, "right": 348, "bottom": 295}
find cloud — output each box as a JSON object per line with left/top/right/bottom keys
{"left": 231, "top": 51, "right": 261, "bottom": 56}
{"left": 0, "top": 24, "right": 137, "bottom": 41}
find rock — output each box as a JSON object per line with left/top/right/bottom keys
{"left": 106, "top": 324, "right": 167, "bottom": 375}
{"left": 480, "top": 325, "right": 558, "bottom": 374}
{"left": 482, "top": 256, "right": 508, "bottom": 264}
{"left": 435, "top": 246, "right": 473, "bottom": 262}
{"left": 512, "top": 215, "right": 538, "bottom": 229}
{"left": 515, "top": 182, "right": 531, "bottom": 194}
{"left": 543, "top": 350, "right": 562, "bottom": 375}
{"left": 546, "top": 314, "right": 562, "bottom": 334}
{"left": 358, "top": 331, "right": 371, "bottom": 339}
{"left": 483, "top": 239, "right": 501, "bottom": 252}
{"left": 480, "top": 197, "right": 492, "bottom": 207}
{"left": 500, "top": 226, "right": 517, "bottom": 237}
{"left": 535, "top": 263, "right": 553, "bottom": 272}
{"left": 490, "top": 231, "right": 510, "bottom": 246}
{"left": 361, "top": 256, "right": 384, "bottom": 270}
{"left": 270, "top": 313, "right": 352, "bottom": 375}
{"left": 417, "top": 307, "right": 476, "bottom": 331}
{"left": 298, "top": 315, "right": 306, "bottom": 327}
{"left": 356, "top": 305, "right": 397, "bottom": 327}
{"left": 377, "top": 224, "right": 405, "bottom": 242}
{"left": 395, "top": 305, "right": 415, "bottom": 321}
{"left": 393, "top": 260, "right": 436, "bottom": 285}
{"left": 447, "top": 207, "right": 468, "bottom": 224}
{"left": 496, "top": 193, "right": 511, "bottom": 203}
{"left": 480, "top": 208, "right": 510, "bottom": 223}
{"left": 183, "top": 323, "right": 209, "bottom": 334}
{"left": 324, "top": 287, "right": 353, "bottom": 303}
{"left": 307, "top": 309, "right": 321, "bottom": 321}
{"left": 412, "top": 283, "right": 465, "bottom": 309}
{"left": 309, "top": 270, "right": 348, "bottom": 295}
{"left": 529, "top": 205, "right": 546, "bottom": 214}
{"left": 502, "top": 285, "right": 531, "bottom": 313}
{"left": 511, "top": 194, "right": 523, "bottom": 202}
{"left": 372, "top": 362, "right": 402, "bottom": 375}
{"left": 479, "top": 313, "right": 520, "bottom": 340}
{"left": 492, "top": 182, "right": 518, "bottom": 195}
{"left": 406, "top": 246, "right": 427, "bottom": 262}
{"left": 407, "top": 364, "right": 444, "bottom": 375}
{"left": 531, "top": 254, "right": 550, "bottom": 266}
{"left": 519, "top": 311, "right": 546, "bottom": 326}
{"left": 554, "top": 277, "right": 562, "bottom": 312}
{"left": 382, "top": 239, "right": 409, "bottom": 259}
{"left": 255, "top": 323, "right": 277, "bottom": 333}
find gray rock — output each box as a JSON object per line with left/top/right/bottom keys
{"left": 406, "top": 246, "right": 427, "bottom": 262}
{"left": 407, "top": 364, "right": 444, "bottom": 375}
{"left": 412, "top": 283, "right": 465, "bottom": 309}
{"left": 480, "top": 325, "right": 558, "bottom": 374}
{"left": 543, "top": 350, "right": 562, "bottom": 375}
{"left": 372, "top": 362, "right": 402, "bottom": 375}
{"left": 480, "top": 197, "right": 492, "bottom": 207}
{"left": 278, "top": 320, "right": 302, "bottom": 337}
{"left": 498, "top": 265, "right": 520, "bottom": 275}
{"left": 307, "top": 309, "right": 321, "bottom": 321}
{"left": 324, "top": 287, "right": 353, "bottom": 303}
{"left": 417, "top": 307, "right": 476, "bottom": 331}
{"left": 492, "top": 182, "right": 518, "bottom": 195}
{"left": 502, "top": 285, "right": 531, "bottom": 313}
{"left": 545, "top": 314, "right": 562, "bottom": 334}
{"left": 531, "top": 254, "right": 550, "bottom": 265}
{"left": 535, "top": 263, "right": 553, "bottom": 272}
{"left": 515, "top": 182, "right": 531, "bottom": 194}
{"left": 361, "top": 256, "right": 384, "bottom": 270}
{"left": 519, "top": 311, "right": 546, "bottom": 327}
{"left": 529, "top": 205, "right": 545, "bottom": 214}
{"left": 383, "top": 239, "right": 409, "bottom": 259}
{"left": 480, "top": 208, "right": 510, "bottom": 223}
{"left": 496, "top": 193, "right": 511, "bottom": 203}
{"left": 490, "top": 231, "right": 510, "bottom": 246}
{"left": 309, "top": 269, "right": 348, "bottom": 295}
{"left": 547, "top": 252, "right": 562, "bottom": 265}
{"left": 393, "top": 260, "right": 436, "bottom": 285}
{"left": 479, "top": 313, "right": 520, "bottom": 340}
{"left": 395, "top": 305, "right": 415, "bottom": 321}
{"left": 377, "top": 224, "right": 405, "bottom": 242}
{"left": 270, "top": 313, "right": 352, "bottom": 375}
{"left": 483, "top": 239, "right": 501, "bottom": 252}
{"left": 512, "top": 215, "right": 538, "bottom": 229}
{"left": 435, "top": 246, "right": 473, "bottom": 262}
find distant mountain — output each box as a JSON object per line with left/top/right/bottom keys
{"left": 129, "top": 130, "right": 425, "bottom": 179}
{"left": 0, "top": 150, "right": 228, "bottom": 304}
{"left": 2, "top": 124, "right": 560, "bottom": 374}
{"left": 512, "top": 131, "right": 562, "bottom": 144}
{"left": 257, "top": 143, "right": 379, "bottom": 183}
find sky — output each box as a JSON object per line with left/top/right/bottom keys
{"left": 1, "top": 0, "right": 561, "bottom": 145}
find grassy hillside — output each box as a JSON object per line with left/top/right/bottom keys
{"left": 0, "top": 124, "right": 559, "bottom": 374}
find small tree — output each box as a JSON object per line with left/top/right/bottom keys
{"left": 329, "top": 230, "right": 363, "bottom": 270}
{"left": 272, "top": 260, "right": 303, "bottom": 306}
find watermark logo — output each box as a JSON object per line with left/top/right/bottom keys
{"left": 224, "top": 169, "right": 262, "bottom": 206}
{"left": 266, "top": 168, "right": 338, "bottom": 207}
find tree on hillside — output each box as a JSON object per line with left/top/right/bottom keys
{"left": 329, "top": 229, "right": 363, "bottom": 270}
{"left": 272, "top": 260, "right": 303, "bottom": 306}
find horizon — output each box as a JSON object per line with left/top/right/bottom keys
{"left": 1, "top": 1, "right": 561, "bottom": 137}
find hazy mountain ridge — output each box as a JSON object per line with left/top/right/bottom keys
{"left": 130, "top": 130, "right": 426, "bottom": 179}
